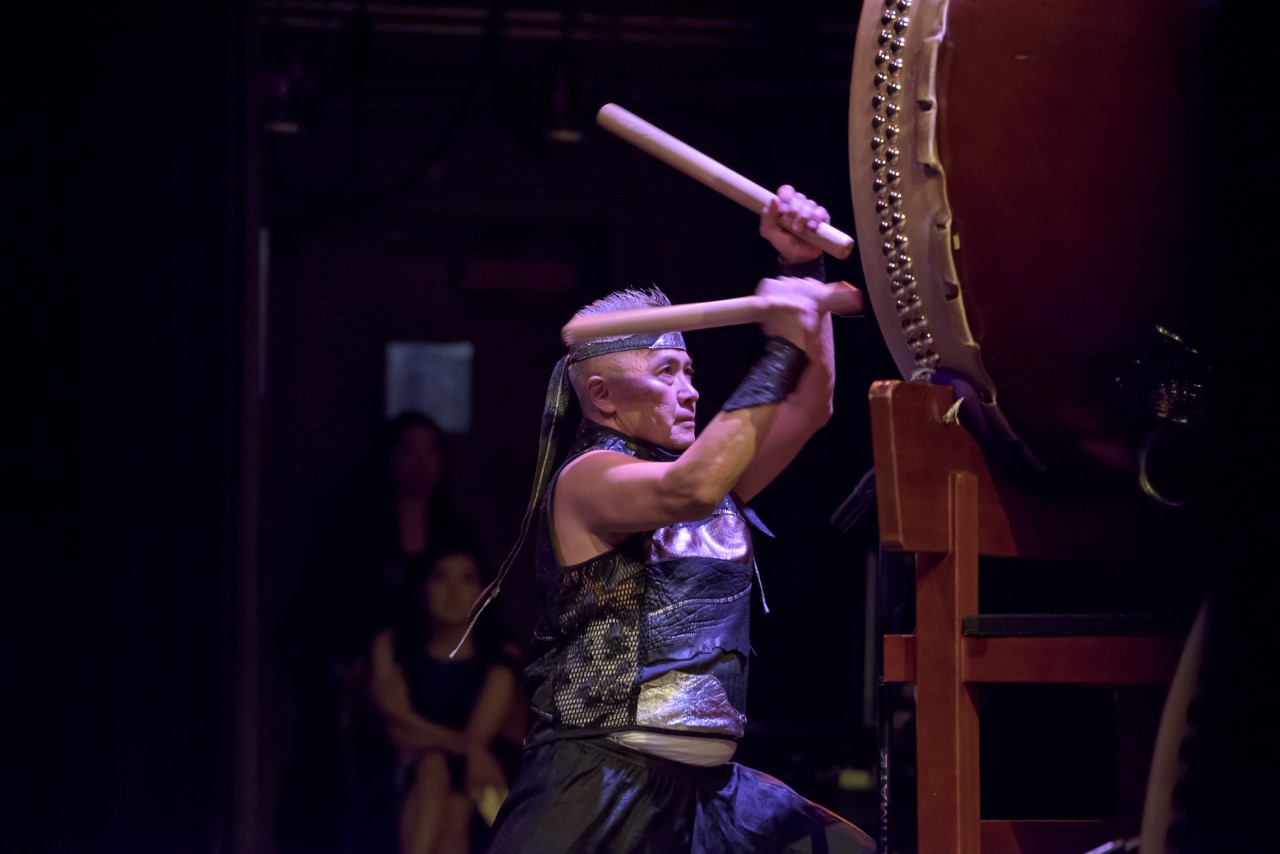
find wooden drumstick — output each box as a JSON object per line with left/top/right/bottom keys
{"left": 596, "top": 103, "right": 855, "bottom": 260}
{"left": 562, "top": 281, "right": 863, "bottom": 348}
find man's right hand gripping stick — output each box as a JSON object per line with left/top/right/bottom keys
{"left": 561, "top": 281, "right": 863, "bottom": 348}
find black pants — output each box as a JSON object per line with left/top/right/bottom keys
{"left": 487, "top": 737, "right": 875, "bottom": 853}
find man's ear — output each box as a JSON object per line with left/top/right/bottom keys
{"left": 586, "top": 374, "right": 615, "bottom": 416}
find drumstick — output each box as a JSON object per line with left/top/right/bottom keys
{"left": 596, "top": 104, "right": 855, "bottom": 260}
{"left": 562, "top": 281, "right": 863, "bottom": 348}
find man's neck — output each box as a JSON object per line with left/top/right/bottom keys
{"left": 575, "top": 419, "right": 680, "bottom": 461}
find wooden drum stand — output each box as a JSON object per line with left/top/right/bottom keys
{"left": 869, "top": 381, "right": 1187, "bottom": 854}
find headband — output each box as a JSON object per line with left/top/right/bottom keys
{"left": 568, "top": 330, "right": 686, "bottom": 364}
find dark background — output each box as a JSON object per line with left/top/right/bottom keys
{"left": 5, "top": 1, "right": 1276, "bottom": 853}
{"left": 5, "top": 3, "right": 891, "bottom": 852}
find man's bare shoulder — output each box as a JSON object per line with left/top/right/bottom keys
{"left": 550, "top": 450, "right": 642, "bottom": 563}
{"left": 552, "top": 447, "right": 688, "bottom": 549}
{"left": 555, "top": 448, "right": 647, "bottom": 506}
{"left": 559, "top": 447, "right": 640, "bottom": 480}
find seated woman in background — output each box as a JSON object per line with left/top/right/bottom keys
{"left": 365, "top": 411, "right": 477, "bottom": 640}
{"left": 368, "top": 547, "right": 522, "bottom": 854}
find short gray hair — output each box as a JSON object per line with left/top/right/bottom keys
{"left": 568, "top": 286, "right": 672, "bottom": 346}
{"left": 566, "top": 286, "right": 674, "bottom": 403}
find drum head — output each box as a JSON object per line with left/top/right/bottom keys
{"left": 850, "top": 0, "right": 1216, "bottom": 489}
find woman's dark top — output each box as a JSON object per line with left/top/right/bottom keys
{"left": 400, "top": 649, "right": 492, "bottom": 731}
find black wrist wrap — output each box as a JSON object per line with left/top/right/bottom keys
{"left": 778, "top": 256, "right": 825, "bottom": 281}
{"left": 722, "top": 336, "right": 809, "bottom": 411}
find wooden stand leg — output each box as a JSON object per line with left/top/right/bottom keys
{"left": 914, "top": 472, "right": 981, "bottom": 854}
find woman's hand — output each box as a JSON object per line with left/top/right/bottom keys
{"left": 465, "top": 745, "right": 507, "bottom": 796}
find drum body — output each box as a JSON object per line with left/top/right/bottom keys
{"left": 849, "top": 0, "right": 1215, "bottom": 491}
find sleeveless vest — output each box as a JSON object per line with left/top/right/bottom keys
{"left": 523, "top": 421, "right": 769, "bottom": 748}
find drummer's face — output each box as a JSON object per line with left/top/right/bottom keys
{"left": 609, "top": 349, "right": 699, "bottom": 451}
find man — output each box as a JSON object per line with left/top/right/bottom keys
{"left": 486, "top": 186, "right": 874, "bottom": 852}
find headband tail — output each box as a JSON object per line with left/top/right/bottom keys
{"left": 451, "top": 355, "right": 575, "bottom": 657}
